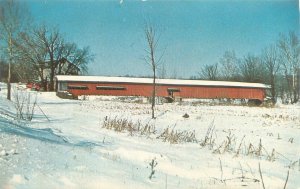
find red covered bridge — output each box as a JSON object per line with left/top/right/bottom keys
{"left": 55, "top": 75, "right": 270, "bottom": 104}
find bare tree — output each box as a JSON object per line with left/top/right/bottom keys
{"left": 38, "top": 26, "right": 63, "bottom": 91}
{"left": 143, "top": 21, "right": 164, "bottom": 119}
{"left": 14, "top": 29, "right": 48, "bottom": 88}
{"left": 159, "top": 62, "right": 167, "bottom": 79}
{"left": 15, "top": 25, "right": 93, "bottom": 91}
{"left": 56, "top": 43, "right": 92, "bottom": 75}
{"left": 239, "top": 54, "right": 263, "bottom": 83}
{"left": 199, "top": 63, "right": 219, "bottom": 80}
{"left": 277, "top": 31, "right": 300, "bottom": 104}
{"left": 39, "top": 26, "right": 93, "bottom": 90}
{"left": 219, "top": 50, "right": 240, "bottom": 81}
{"left": 261, "top": 45, "right": 280, "bottom": 103}
{"left": 0, "top": 0, "right": 30, "bottom": 100}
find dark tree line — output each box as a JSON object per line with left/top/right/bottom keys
{"left": 199, "top": 32, "right": 300, "bottom": 104}
{"left": 0, "top": 0, "right": 93, "bottom": 99}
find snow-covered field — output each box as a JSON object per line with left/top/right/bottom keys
{"left": 0, "top": 83, "right": 299, "bottom": 189}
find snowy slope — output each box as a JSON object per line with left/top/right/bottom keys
{"left": 0, "top": 85, "right": 299, "bottom": 189}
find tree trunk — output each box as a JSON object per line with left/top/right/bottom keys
{"left": 270, "top": 75, "right": 276, "bottom": 104}
{"left": 151, "top": 69, "right": 156, "bottom": 119}
{"left": 49, "top": 66, "right": 55, "bottom": 91}
{"left": 7, "top": 35, "right": 12, "bottom": 101}
{"left": 7, "top": 73, "right": 11, "bottom": 100}
{"left": 284, "top": 70, "right": 293, "bottom": 103}
{"left": 293, "top": 89, "right": 298, "bottom": 103}
{"left": 7, "top": 62, "right": 11, "bottom": 100}
{"left": 49, "top": 53, "right": 55, "bottom": 91}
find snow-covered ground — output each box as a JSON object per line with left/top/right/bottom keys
{"left": 0, "top": 83, "right": 299, "bottom": 189}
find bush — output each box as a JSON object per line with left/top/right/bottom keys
{"left": 13, "top": 88, "right": 37, "bottom": 121}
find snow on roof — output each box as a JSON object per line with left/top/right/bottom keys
{"left": 55, "top": 75, "right": 271, "bottom": 89}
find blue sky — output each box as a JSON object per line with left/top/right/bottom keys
{"left": 29, "top": 0, "right": 299, "bottom": 78}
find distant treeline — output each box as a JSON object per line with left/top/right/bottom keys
{"left": 121, "top": 32, "right": 300, "bottom": 105}
{"left": 196, "top": 32, "right": 300, "bottom": 104}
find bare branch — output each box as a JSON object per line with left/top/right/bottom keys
{"left": 258, "top": 163, "right": 266, "bottom": 189}
{"left": 283, "top": 169, "right": 290, "bottom": 189}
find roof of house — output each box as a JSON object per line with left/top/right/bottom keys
{"left": 55, "top": 75, "right": 271, "bottom": 89}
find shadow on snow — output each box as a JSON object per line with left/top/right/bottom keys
{"left": 0, "top": 117, "right": 108, "bottom": 148}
